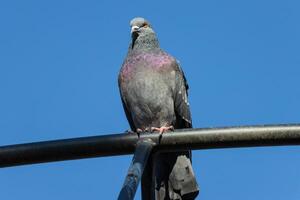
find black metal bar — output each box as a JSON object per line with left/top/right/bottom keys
{"left": 1, "top": 124, "right": 300, "bottom": 168}
{"left": 0, "top": 133, "right": 138, "bottom": 168}
{"left": 118, "top": 139, "right": 155, "bottom": 200}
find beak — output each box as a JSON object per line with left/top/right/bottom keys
{"left": 131, "top": 25, "right": 140, "bottom": 34}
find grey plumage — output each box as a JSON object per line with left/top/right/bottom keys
{"left": 119, "top": 17, "right": 199, "bottom": 200}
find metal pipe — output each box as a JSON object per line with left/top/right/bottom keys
{"left": 1, "top": 124, "right": 300, "bottom": 168}
{"left": 118, "top": 139, "right": 155, "bottom": 200}
{"left": 0, "top": 133, "right": 138, "bottom": 168}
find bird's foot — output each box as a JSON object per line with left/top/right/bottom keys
{"left": 136, "top": 128, "right": 143, "bottom": 133}
{"left": 151, "top": 125, "right": 174, "bottom": 134}
{"left": 136, "top": 128, "right": 151, "bottom": 133}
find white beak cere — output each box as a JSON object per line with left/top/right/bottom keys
{"left": 131, "top": 25, "right": 140, "bottom": 34}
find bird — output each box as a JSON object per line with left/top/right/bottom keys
{"left": 118, "top": 17, "right": 199, "bottom": 200}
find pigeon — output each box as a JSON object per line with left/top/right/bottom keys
{"left": 118, "top": 17, "right": 199, "bottom": 200}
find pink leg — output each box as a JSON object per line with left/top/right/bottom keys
{"left": 151, "top": 125, "right": 174, "bottom": 134}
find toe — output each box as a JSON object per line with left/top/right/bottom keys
{"left": 150, "top": 127, "right": 158, "bottom": 132}
{"left": 159, "top": 128, "right": 164, "bottom": 134}
{"left": 136, "top": 128, "right": 143, "bottom": 133}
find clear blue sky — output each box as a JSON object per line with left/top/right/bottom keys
{"left": 0, "top": 0, "right": 300, "bottom": 199}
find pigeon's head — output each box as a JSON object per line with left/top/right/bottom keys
{"left": 129, "top": 17, "right": 158, "bottom": 49}
{"left": 130, "top": 17, "right": 154, "bottom": 36}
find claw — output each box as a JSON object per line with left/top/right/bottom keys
{"left": 136, "top": 128, "right": 143, "bottom": 133}
{"left": 136, "top": 128, "right": 150, "bottom": 133}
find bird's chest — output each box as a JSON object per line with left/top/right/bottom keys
{"left": 127, "top": 68, "right": 171, "bottom": 102}
{"left": 124, "top": 68, "right": 176, "bottom": 128}
{"left": 121, "top": 55, "right": 174, "bottom": 94}
{"left": 119, "top": 54, "right": 176, "bottom": 128}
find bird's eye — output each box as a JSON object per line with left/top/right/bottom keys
{"left": 142, "top": 22, "right": 149, "bottom": 28}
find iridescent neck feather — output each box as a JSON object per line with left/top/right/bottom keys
{"left": 130, "top": 31, "right": 160, "bottom": 52}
